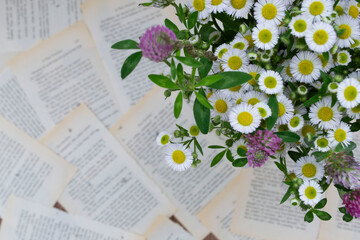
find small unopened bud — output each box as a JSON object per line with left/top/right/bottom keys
{"left": 306, "top": 132, "right": 313, "bottom": 141}
{"left": 297, "top": 85, "right": 308, "bottom": 95}
{"left": 330, "top": 45, "right": 338, "bottom": 55}
{"left": 338, "top": 105, "right": 346, "bottom": 112}
{"left": 239, "top": 24, "right": 248, "bottom": 34}
{"left": 209, "top": 31, "right": 221, "bottom": 43}
{"left": 265, "top": 64, "right": 272, "bottom": 70}
{"left": 189, "top": 35, "right": 200, "bottom": 45}
{"left": 280, "top": 36, "right": 290, "bottom": 45}
{"left": 213, "top": 115, "right": 221, "bottom": 123}
{"left": 334, "top": 74, "right": 343, "bottom": 82}
{"left": 283, "top": 17, "right": 291, "bottom": 25}
{"left": 174, "top": 130, "right": 181, "bottom": 138}
{"left": 216, "top": 129, "right": 221, "bottom": 136}
{"left": 290, "top": 92, "right": 297, "bottom": 100}
{"left": 291, "top": 198, "right": 300, "bottom": 206}
{"left": 225, "top": 139, "right": 233, "bottom": 147}
{"left": 248, "top": 52, "right": 258, "bottom": 61}
{"left": 195, "top": 159, "right": 201, "bottom": 164}
{"left": 192, "top": 152, "right": 198, "bottom": 159}
{"left": 164, "top": 90, "right": 171, "bottom": 97}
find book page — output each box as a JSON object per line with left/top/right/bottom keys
{"left": 231, "top": 161, "right": 321, "bottom": 240}
{"left": 9, "top": 21, "right": 123, "bottom": 136}
{"left": 145, "top": 215, "right": 195, "bottom": 240}
{"left": 0, "top": 115, "right": 76, "bottom": 217}
{"left": 110, "top": 86, "right": 240, "bottom": 239}
{"left": 41, "top": 104, "right": 175, "bottom": 235}
{"left": 198, "top": 173, "right": 257, "bottom": 240}
{"left": 0, "top": 0, "right": 85, "bottom": 51}
{"left": 0, "top": 196, "right": 144, "bottom": 240}
{"left": 82, "top": 0, "right": 174, "bottom": 110}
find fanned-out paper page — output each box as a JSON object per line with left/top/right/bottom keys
{"left": 231, "top": 161, "right": 321, "bottom": 240}
{"left": 82, "top": 0, "right": 176, "bottom": 110}
{"left": 0, "top": 196, "right": 144, "bottom": 240}
{"left": 110, "top": 87, "right": 240, "bottom": 239}
{"left": 0, "top": 0, "right": 85, "bottom": 51}
{"left": 198, "top": 173, "right": 256, "bottom": 240}
{"left": 0, "top": 115, "right": 76, "bottom": 217}
{"left": 145, "top": 216, "right": 195, "bottom": 240}
{"left": 41, "top": 104, "right": 175, "bottom": 235}
{"left": 8, "top": 21, "right": 123, "bottom": 139}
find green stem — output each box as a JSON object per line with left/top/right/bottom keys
{"left": 164, "top": 59, "right": 171, "bottom": 67}
{"left": 191, "top": 67, "right": 196, "bottom": 88}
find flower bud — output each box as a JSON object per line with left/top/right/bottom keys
{"left": 174, "top": 130, "right": 181, "bottom": 138}
{"left": 164, "top": 89, "right": 171, "bottom": 97}
{"left": 334, "top": 74, "right": 343, "bottom": 82}
{"left": 226, "top": 139, "right": 233, "bottom": 147}
{"left": 291, "top": 198, "right": 300, "bottom": 206}
{"left": 192, "top": 152, "right": 198, "bottom": 159}
{"left": 338, "top": 105, "right": 346, "bottom": 112}
{"left": 330, "top": 44, "right": 338, "bottom": 55}
{"left": 216, "top": 129, "right": 221, "bottom": 136}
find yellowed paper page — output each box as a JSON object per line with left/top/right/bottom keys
{"left": 145, "top": 215, "right": 195, "bottom": 240}
{"left": 41, "top": 104, "right": 175, "bottom": 235}
{"left": 317, "top": 185, "right": 360, "bottom": 240}
{"left": 231, "top": 161, "right": 320, "bottom": 240}
{"left": 0, "top": 115, "right": 76, "bottom": 217}
{"left": 111, "top": 86, "right": 240, "bottom": 239}
{"left": 0, "top": 0, "right": 85, "bottom": 51}
{"left": 198, "top": 173, "right": 257, "bottom": 240}
{"left": 9, "top": 21, "right": 123, "bottom": 138}
{"left": 0, "top": 196, "right": 144, "bottom": 240}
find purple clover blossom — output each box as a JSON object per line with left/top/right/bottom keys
{"left": 343, "top": 190, "right": 360, "bottom": 219}
{"left": 245, "top": 130, "right": 282, "bottom": 168}
{"left": 138, "top": 25, "right": 176, "bottom": 62}
{"left": 325, "top": 152, "right": 360, "bottom": 190}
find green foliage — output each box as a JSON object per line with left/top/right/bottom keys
{"left": 266, "top": 95, "right": 278, "bottom": 130}
{"left": 111, "top": 40, "right": 139, "bottom": 49}
{"left": 148, "top": 74, "right": 179, "bottom": 89}
{"left": 208, "top": 72, "right": 252, "bottom": 89}
{"left": 121, "top": 52, "right": 142, "bottom": 79}
{"left": 174, "top": 92, "right": 183, "bottom": 119}
{"left": 198, "top": 57, "right": 213, "bottom": 79}
{"left": 175, "top": 56, "right": 203, "bottom": 68}
{"left": 237, "top": 147, "right": 247, "bottom": 156}
{"left": 187, "top": 11, "right": 198, "bottom": 29}
{"left": 194, "top": 88, "right": 210, "bottom": 134}
{"left": 280, "top": 187, "right": 292, "bottom": 204}
{"left": 194, "top": 90, "right": 213, "bottom": 109}
{"left": 274, "top": 132, "right": 300, "bottom": 143}
{"left": 211, "top": 150, "right": 226, "bottom": 167}
{"left": 232, "top": 158, "right": 248, "bottom": 167}
{"left": 304, "top": 211, "right": 314, "bottom": 223}
{"left": 195, "top": 75, "right": 223, "bottom": 87}
{"left": 314, "top": 199, "right": 327, "bottom": 209}
{"left": 312, "top": 210, "right": 332, "bottom": 221}
{"left": 165, "top": 18, "right": 179, "bottom": 34}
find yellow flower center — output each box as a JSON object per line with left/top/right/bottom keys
{"left": 298, "top": 60, "right": 314, "bottom": 75}
{"left": 233, "top": 42, "right": 246, "bottom": 50}
{"left": 338, "top": 52, "right": 349, "bottom": 64}
{"left": 286, "top": 65, "right": 293, "bottom": 77}
{"left": 248, "top": 98, "right": 260, "bottom": 105}
{"left": 278, "top": 124, "right": 289, "bottom": 131}
{"left": 344, "top": 86, "right": 357, "bottom": 101}
{"left": 231, "top": 0, "right": 247, "bottom": 9}
{"left": 335, "top": 6, "right": 344, "bottom": 16}
{"left": 301, "top": 125, "right": 316, "bottom": 137}
{"left": 294, "top": 19, "right": 307, "bottom": 32}
{"left": 278, "top": 102, "right": 285, "bottom": 117}
{"left": 236, "top": 98, "right": 242, "bottom": 104}
{"left": 258, "top": 29, "right": 272, "bottom": 43}
{"left": 264, "top": 76, "right": 277, "bottom": 89}
{"left": 244, "top": 34, "right": 254, "bottom": 47}
{"left": 193, "top": 0, "right": 205, "bottom": 11}
{"left": 218, "top": 48, "right": 228, "bottom": 58}
{"left": 172, "top": 150, "right": 186, "bottom": 164}
{"left": 229, "top": 85, "right": 241, "bottom": 92}
{"left": 317, "top": 107, "right": 333, "bottom": 121}
{"left": 339, "top": 24, "right": 352, "bottom": 39}
{"left": 211, "top": 0, "right": 222, "bottom": 6}
{"left": 285, "top": 172, "right": 297, "bottom": 182}
{"left": 309, "top": 1, "right": 324, "bottom": 16}
{"left": 317, "top": 137, "right": 328, "bottom": 147}
{"left": 248, "top": 72, "right": 257, "bottom": 85}
{"left": 189, "top": 125, "right": 200, "bottom": 136}
{"left": 214, "top": 99, "right": 228, "bottom": 113}
{"left": 305, "top": 186, "right": 317, "bottom": 199}
{"left": 349, "top": 5, "right": 359, "bottom": 19}
{"left": 352, "top": 104, "right": 360, "bottom": 113}
{"left": 228, "top": 56, "right": 242, "bottom": 70}
{"left": 237, "top": 112, "right": 253, "bottom": 126}
{"left": 302, "top": 163, "right": 317, "bottom": 178}
{"left": 318, "top": 54, "right": 328, "bottom": 68}
{"left": 161, "top": 135, "right": 170, "bottom": 145}
{"left": 258, "top": 107, "right": 267, "bottom": 118}
{"left": 262, "top": 4, "right": 277, "bottom": 20}
{"left": 313, "top": 30, "right": 328, "bottom": 45}
{"left": 290, "top": 116, "right": 300, "bottom": 127}
{"left": 334, "top": 129, "right": 346, "bottom": 142}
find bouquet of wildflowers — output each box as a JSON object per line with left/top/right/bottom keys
{"left": 113, "top": 0, "right": 360, "bottom": 222}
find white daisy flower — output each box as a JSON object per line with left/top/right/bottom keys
{"left": 252, "top": 23, "right": 279, "bottom": 50}
{"left": 254, "top": 0, "right": 286, "bottom": 25}
{"left": 314, "top": 136, "right": 331, "bottom": 152}
{"left": 254, "top": 102, "right": 272, "bottom": 119}
{"left": 242, "top": 64, "right": 264, "bottom": 90}
{"left": 299, "top": 123, "right": 317, "bottom": 143}
{"left": 290, "top": 51, "right": 322, "bottom": 83}
{"left": 327, "top": 82, "right": 339, "bottom": 93}
{"left": 299, "top": 180, "right": 323, "bottom": 207}
{"left": 225, "top": 0, "right": 254, "bottom": 19}
{"left": 229, "top": 103, "right": 262, "bottom": 133}
{"left": 230, "top": 139, "right": 248, "bottom": 158}
{"left": 295, "top": 105, "right": 307, "bottom": 116}
{"left": 242, "top": 91, "right": 268, "bottom": 106}
{"left": 348, "top": 71, "right": 360, "bottom": 81}
{"left": 221, "top": 86, "right": 244, "bottom": 98}
{"left": 214, "top": 43, "right": 231, "bottom": 59}
{"left": 347, "top": 0, "right": 360, "bottom": 19}
{"left": 188, "top": 0, "right": 211, "bottom": 20}
{"left": 301, "top": 0, "right": 333, "bottom": 22}
{"left": 277, "top": 95, "right": 294, "bottom": 125}
{"left": 287, "top": 114, "right": 304, "bottom": 132}
{"left": 346, "top": 104, "right": 360, "bottom": 119}
{"left": 317, "top": 53, "right": 334, "bottom": 73}
{"left": 309, "top": 96, "right": 341, "bottom": 130}
{"left": 239, "top": 30, "right": 255, "bottom": 48}
{"left": 221, "top": 49, "right": 249, "bottom": 71}
{"left": 280, "top": 60, "right": 294, "bottom": 82}
{"left": 208, "top": 91, "right": 234, "bottom": 120}
{"left": 305, "top": 22, "right": 337, "bottom": 53}
{"left": 156, "top": 131, "right": 172, "bottom": 146}
{"left": 258, "top": 70, "right": 284, "bottom": 94}
{"left": 334, "top": 0, "right": 349, "bottom": 17}
{"left": 328, "top": 122, "right": 353, "bottom": 147}
{"left": 336, "top": 50, "right": 351, "bottom": 66}
{"left": 335, "top": 15, "right": 360, "bottom": 48}
{"left": 232, "top": 91, "right": 244, "bottom": 105}
{"left": 289, "top": 15, "right": 311, "bottom": 38}
{"left": 275, "top": 141, "right": 290, "bottom": 158}
{"left": 337, "top": 78, "right": 360, "bottom": 108}
{"left": 165, "top": 144, "right": 193, "bottom": 171}
{"left": 230, "top": 36, "right": 249, "bottom": 51}
{"left": 295, "top": 156, "right": 325, "bottom": 181}
{"left": 209, "top": 0, "right": 228, "bottom": 13}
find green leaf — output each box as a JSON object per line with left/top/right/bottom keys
{"left": 148, "top": 74, "right": 179, "bottom": 89}
{"left": 194, "top": 138, "right": 203, "bottom": 155}
{"left": 177, "top": 63, "right": 184, "bottom": 86}
{"left": 350, "top": 121, "right": 360, "bottom": 132}
{"left": 170, "top": 59, "right": 176, "bottom": 80}
{"left": 304, "top": 211, "right": 314, "bottom": 223}
{"left": 312, "top": 151, "right": 331, "bottom": 161}
{"left": 194, "top": 90, "right": 213, "bottom": 109}
{"left": 226, "top": 149, "right": 234, "bottom": 162}
{"left": 164, "top": 18, "right": 179, "bottom": 34}
{"left": 208, "top": 72, "right": 252, "bottom": 89}
{"left": 339, "top": 207, "right": 346, "bottom": 214}
{"left": 174, "top": 92, "right": 183, "bottom": 119}
{"left": 198, "top": 57, "right": 213, "bottom": 79}
{"left": 112, "top": 39, "right": 139, "bottom": 49}
{"left": 208, "top": 145, "right": 226, "bottom": 149}
{"left": 211, "top": 150, "right": 226, "bottom": 167}
{"left": 280, "top": 187, "right": 292, "bottom": 204}
{"left": 232, "top": 158, "right": 248, "bottom": 167}
{"left": 288, "top": 151, "right": 302, "bottom": 162}
{"left": 121, "top": 51, "right": 142, "bottom": 79}
{"left": 314, "top": 198, "right": 327, "bottom": 209}
{"left": 177, "top": 4, "right": 186, "bottom": 25}
{"left": 188, "top": 11, "right": 198, "bottom": 29}
{"left": 266, "top": 95, "right": 278, "bottom": 130}
{"left": 312, "top": 210, "right": 332, "bottom": 221}
{"left": 274, "top": 131, "right": 300, "bottom": 143}
{"left": 274, "top": 161, "right": 286, "bottom": 172}
{"left": 196, "top": 75, "right": 223, "bottom": 87}
{"left": 237, "top": 147, "right": 247, "bottom": 156}
{"left": 319, "top": 71, "right": 331, "bottom": 94}
{"left": 194, "top": 88, "right": 210, "bottom": 134}
{"left": 175, "top": 56, "right": 202, "bottom": 68}
{"left": 304, "top": 95, "right": 320, "bottom": 107}
{"left": 322, "top": 52, "right": 329, "bottom": 63}
{"left": 337, "top": 28, "right": 346, "bottom": 37}
{"left": 343, "top": 214, "right": 354, "bottom": 222}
